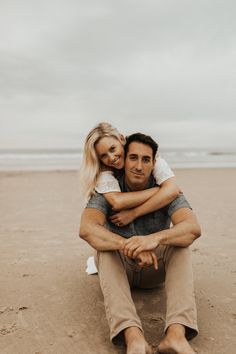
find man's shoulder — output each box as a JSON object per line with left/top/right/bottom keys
{"left": 166, "top": 194, "right": 192, "bottom": 217}
{"left": 86, "top": 192, "right": 111, "bottom": 215}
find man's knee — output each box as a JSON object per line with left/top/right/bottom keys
{"left": 96, "top": 250, "right": 124, "bottom": 270}
{"left": 165, "top": 246, "right": 192, "bottom": 266}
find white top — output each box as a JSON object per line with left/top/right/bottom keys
{"left": 95, "top": 157, "right": 174, "bottom": 193}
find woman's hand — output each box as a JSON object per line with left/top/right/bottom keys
{"left": 110, "top": 209, "right": 136, "bottom": 226}
{"left": 123, "top": 235, "right": 160, "bottom": 258}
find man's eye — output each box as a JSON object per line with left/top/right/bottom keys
{"left": 110, "top": 146, "right": 115, "bottom": 152}
{"left": 143, "top": 158, "right": 150, "bottom": 163}
{"left": 130, "top": 156, "right": 136, "bottom": 160}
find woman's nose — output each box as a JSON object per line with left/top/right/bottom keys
{"left": 108, "top": 153, "right": 115, "bottom": 163}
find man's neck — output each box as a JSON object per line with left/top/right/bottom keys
{"left": 125, "top": 177, "right": 150, "bottom": 191}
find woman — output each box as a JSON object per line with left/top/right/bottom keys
{"left": 79, "top": 122, "right": 180, "bottom": 227}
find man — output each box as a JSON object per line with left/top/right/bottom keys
{"left": 80, "top": 133, "right": 201, "bottom": 354}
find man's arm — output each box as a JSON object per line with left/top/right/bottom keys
{"left": 158, "top": 208, "right": 201, "bottom": 247}
{"left": 123, "top": 208, "right": 201, "bottom": 258}
{"left": 79, "top": 208, "right": 125, "bottom": 251}
{"left": 80, "top": 208, "right": 159, "bottom": 269}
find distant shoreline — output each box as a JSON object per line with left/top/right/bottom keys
{"left": 0, "top": 147, "right": 236, "bottom": 171}
{"left": 0, "top": 147, "right": 235, "bottom": 154}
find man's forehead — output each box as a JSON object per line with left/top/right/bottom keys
{"left": 127, "top": 141, "right": 153, "bottom": 156}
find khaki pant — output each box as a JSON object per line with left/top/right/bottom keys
{"left": 95, "top": 245, "right": 198, "bottom": 343}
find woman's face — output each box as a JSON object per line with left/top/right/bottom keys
{"left": 95, "top": 136, "right": 125, "bottom": 169}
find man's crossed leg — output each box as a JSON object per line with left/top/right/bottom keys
{"left": 96, "top": 245, "right": 198, "bottom": 354}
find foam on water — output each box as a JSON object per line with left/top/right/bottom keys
{"left": 0, "top": 148, "right": 236, "bottom": 171}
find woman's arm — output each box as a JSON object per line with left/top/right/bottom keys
{"left": 95, "top": 170, "right": 159, "bottom": 211}
{"left": 104, "top": 187, "right": 159, "bottom": 212}
{"left": 133, "top": 158, "right": 180, "bottom": 217}
{"left": 110, "top": 177, "right": 181, "bottom": 226}
{"left": 131, "top": 177, "right": 180, "bottom": 218}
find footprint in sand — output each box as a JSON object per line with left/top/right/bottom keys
{"left": 0, "top": 306, "right": 29, "bottom": 335}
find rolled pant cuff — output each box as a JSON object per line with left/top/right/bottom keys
{"left": 111, "top": 321, "right": 143, "bottom": 345}
{"left": 164, "top": 321, "right": 198, "bottom": 341}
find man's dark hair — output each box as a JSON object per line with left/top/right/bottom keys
{"left": 124, "top": 133, "right": 159, "bottom": 159}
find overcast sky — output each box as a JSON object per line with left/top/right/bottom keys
{"left": 0, "top": 0, "right": 235, "bottom": 150}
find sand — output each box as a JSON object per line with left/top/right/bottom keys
{"left": 0, "top": 169, "right": 236, "bottom": 354}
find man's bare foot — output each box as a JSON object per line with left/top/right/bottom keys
{"left": 158, "top": 324, "right": 196, "bottom": 354}
{"left": 124, "top": 327, "right": 154, "bottom": 354}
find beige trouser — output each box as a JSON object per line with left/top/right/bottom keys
{"left": 95, "top": 245, "right": 198, "bottom": 343}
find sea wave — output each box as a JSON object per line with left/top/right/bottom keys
{"left": 0, "top": 148, "right": 236, "bottom": 171}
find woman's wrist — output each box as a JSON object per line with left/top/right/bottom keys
{"left": 132, "top": 207, "right": 140, "bottom": 219}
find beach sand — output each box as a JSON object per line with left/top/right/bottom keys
{"left": 0, "top": 169, "right": 236, "bottom": 354}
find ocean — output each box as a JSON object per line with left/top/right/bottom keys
{"left": 0, "top": 148, "right": 236, "bottom": 171}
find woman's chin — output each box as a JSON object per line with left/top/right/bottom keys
{"left": 110, "top": 160, "right": 124, "bottom": 170}
{"left": 115, "top": 163, "right": 124, "bottom": 170}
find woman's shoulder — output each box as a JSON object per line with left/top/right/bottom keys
{"left": 153, "top": 155, "right": 175, "bottom": 185}
{"left": 96, "top": 170, "right": 121, "bottom": 193}
{"left": 98, "top": 170, "right": 115, "bottom": 180}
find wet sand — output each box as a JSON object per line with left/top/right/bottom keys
{"left": 0, "top": 169, "right": 236, "bottom": 354}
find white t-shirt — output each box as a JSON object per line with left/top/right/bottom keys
{"left": 95, "top": 157, "right": 174, "bottom": 193}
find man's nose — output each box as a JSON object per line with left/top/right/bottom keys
{"left": 135, "top": 159, "right": 142, "bottom": 171}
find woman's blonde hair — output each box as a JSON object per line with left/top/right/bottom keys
{"left": 79, "top": 122, "right": 125, "bottom": 201}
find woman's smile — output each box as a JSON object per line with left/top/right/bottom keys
{"left": 95, "top": 136, "right": 125, "bottom": 170}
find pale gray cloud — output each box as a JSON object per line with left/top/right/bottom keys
{"left": 0, "top": 0, "right": 235, "bottom": 149}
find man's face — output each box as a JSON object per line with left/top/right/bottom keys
{"left": 125, "top": 141, "right": 155, "bottom": 190}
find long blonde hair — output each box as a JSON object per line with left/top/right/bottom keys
{"left": 79, "top": 122, "right": 125, "bottom": 201}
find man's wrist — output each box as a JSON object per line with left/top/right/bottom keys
{"left": 152, "top": 232, "right": 163, "bottom": 245}
{"left": 118, "top": 238, "right": 126, "bottom": 250}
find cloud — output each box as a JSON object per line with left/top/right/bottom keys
{"left": 0, "top": 0, "right": 235, "bottom": 149}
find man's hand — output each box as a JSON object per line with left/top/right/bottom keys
{"left": 110, "top": 209, "right": 136, "bottom": 226}
{"left": 136, "top": 251, "right": 158, "bottom": 270}
{"left": 124, "top": 235, "right": 160, "bottom": 258}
